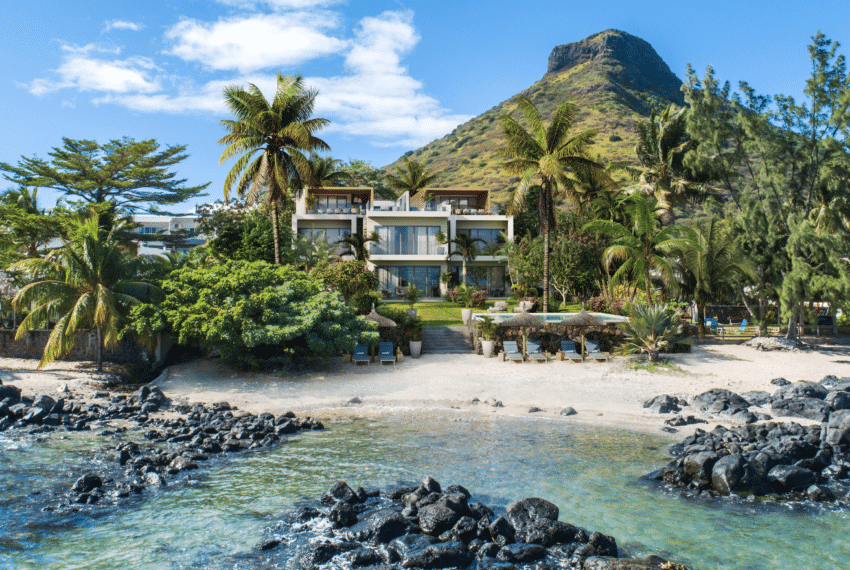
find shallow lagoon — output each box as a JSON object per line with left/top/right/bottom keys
{"left": 1, "top": 411, "right": 847, "bottom": 569}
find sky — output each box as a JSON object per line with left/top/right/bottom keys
{"left": 2, "top": 0, "right": 848, "bottom": 213}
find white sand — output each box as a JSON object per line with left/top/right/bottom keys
{"left": 5, "top": 341, "right": 847, "bottom": 438}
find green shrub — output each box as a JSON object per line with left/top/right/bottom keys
{"left": 617, "top": 304, "right": 691, "bottom": 362}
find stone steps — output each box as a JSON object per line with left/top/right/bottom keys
{"left": 422, "top": 326, "right": 474, "bottom": 354}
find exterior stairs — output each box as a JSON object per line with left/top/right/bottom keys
{"left": 422, "top": 326, "right": 474, "bottom": 354}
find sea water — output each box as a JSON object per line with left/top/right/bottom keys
{"left": 0, "top": 412, "right": 847, "bottom": 569}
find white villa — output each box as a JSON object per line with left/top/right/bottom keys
{"left": 131, "top": 214, "right": 203, "bottom": 255}
{"left": 292, "top": 187, "right": 514, "bottom": 299}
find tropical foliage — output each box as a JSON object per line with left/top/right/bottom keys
{"left": 616, "top": 304, "right": 691, "bottom": 362}
{"left": 312, "top": 260, "right": 379, "bottom": 304}
{"left": 384, "top": 156, "right": 438, "bottom": 197}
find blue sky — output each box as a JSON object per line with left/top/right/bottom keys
{"left": 2, "top": 0, "right": 848, "bottom": 212}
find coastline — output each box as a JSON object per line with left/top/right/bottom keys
{"left": 4, "top": 340, "right": 848, "bottom": 438}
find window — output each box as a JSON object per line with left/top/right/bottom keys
{"left": 374, "top": 226, "right": 441, "bottom": 255}
{"left": 456, "top": 229, "right": 503, "bottom": 255}
{"left": 298, "top": 227, "right": 350, "bottom": 255}
{"left": 377, "top": 266, "right": 441, "bottom": 297}
{"left": 316, "top": 196, "right": 350, "bottom": 209}
{"left": 451, "top": 265, "right": 506, "bottom": 295}
{"left": 136, "top": 226, "right": 161, "bottom": 235}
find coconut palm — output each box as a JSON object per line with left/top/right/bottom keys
{"left": 500, "top": 95, "right": 601, "bottom": 312}
{"left": 305, "top": 153, "right": 345, "bottom": 188}
{"left": 442, "top": 233, "right": 485, "bottom": 285}
{"left": 677, "top": 217, "right": 754, "bottom": 338}
{"left": 583, "top": 193, "right": 692, "bottom": 306}
{"left": 219, "top": 73, "right": 330, "bottom": 264}
{"left": 617, "top": 303, "right": 691, "bottom": 362}
{"left": 11, "top": 214, "right": 160, "bottom": 371}
{"left": 385, "top": 156, "right": 439, "bottom": 198}
{"left": 337, "top": 230, "right": 380, "bottom": 262}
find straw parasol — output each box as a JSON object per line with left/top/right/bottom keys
{"left": 560, "top": 307, "right": 605, "bottom": 361}
{"left": 498, "top": 311, "right": 545, "bottom": 355}
{"left": 363, "top": 304, "right": 397, "bottom": 328}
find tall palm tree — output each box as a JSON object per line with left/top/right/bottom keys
{"left": 678, "top": 217, "right": 754, "bottom": 338}
{"left": 219, "top": 73, "right": 330, "bottom": 264}
{"left": 11, "top": 214, "right": 159, "bottom": 371}
{"left": 444, "top": 233, "right": 485, "bottom": 285}
{"left": 337, "top": 230, "right": 380, "bottom": 262}
{"left": 583, "top": 193, "right": 692, "bottom": 306}
{"left": 305, "top": 153, "right": 345, "bottom": 188}
{"left": 385, "top": 156, "right": 439, "bottom": 198}
{"left": 500, "top": 95, "right": 600, "bottom": 312}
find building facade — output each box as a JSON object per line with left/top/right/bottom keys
{"left": 131, "top": 214, "right": 203, "bottom": 255}
{"left": 292, "top": 187, "right": 513, "bottom": 298}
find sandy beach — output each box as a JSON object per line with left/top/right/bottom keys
{"left": 3, "top": 340, "right": 849, "bottom": 437}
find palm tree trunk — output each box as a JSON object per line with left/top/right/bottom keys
{"left": 96, "top": 327, "right": 103, "bottom": 373}
{"left": 644, "top": 253, "right": 654, "bottom": 308}
{"left": 697, "top": 303, "right": 706, "bottom": 340}
{"left": 271, "top": 203, "right": 281, "bottom": 265}
{"left": 542, "top": 225, "right": 550, "bottom": 313}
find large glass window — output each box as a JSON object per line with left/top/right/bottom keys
{"left": 456, "top": 228, "right": 504, "bottom": 256}
{"left": 316, "top": 196, "right": 350, "bottom": 209}
{"left": 451, "top": 265, "right": 506, "bottom": 296}
{"left": 377, "top": 266, "right": 441, "bottom": 298}
{"left": 374, "top": 226, "right": 441, "bottom": 255}
{"left": 298, "top": 227, "right": 350, "bottom": 255}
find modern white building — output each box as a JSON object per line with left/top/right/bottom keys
{"left": 131, "top": 214, "right": 203, "bottom": 255}
{"left": 292, "top": 187, "right": 513, "bottom": 298}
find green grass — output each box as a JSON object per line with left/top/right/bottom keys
{"left": 391, "top": 300, "right": 584, "bottom": 326}
{"left": 628, "top": 359, "right": 689, "bottom": 375}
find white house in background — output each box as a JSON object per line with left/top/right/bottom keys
{"left": 292, "top": 187, "right": 514, "bottom": 298}
{"left": 131, "top": 214, "right": 203, "bottom": 255}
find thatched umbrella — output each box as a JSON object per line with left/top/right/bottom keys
{"left": 498, "top": 311, "right": 545, "bottom": 355}
{"left": 362, "top": 305, "right": 396, "bottom": 359}
{"left": 560, "top": 308, "right": 606, "bottom": 361}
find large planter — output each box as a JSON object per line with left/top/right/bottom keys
{"left": 481, "top": 339, "right": 495, "bottom": 358}
{"left": 461, "top": 308, "right": 474, "bottom": 325}
{"left": 409, "top": 340, "right": 422, "bottom": 358}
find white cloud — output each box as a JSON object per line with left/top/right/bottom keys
{"left": 104, "top": 20, "right": 144, "bottom": 32}
{"left": 165, "top": 12, "right": 348, "bottom": 73}
{"left": 215, "top": 0, "right": 343, "bottom": 8}
{"left": 28, "top": 47, "right": 161, "bottom": 96}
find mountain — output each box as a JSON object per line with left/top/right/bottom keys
{"left": 382, "top": 30, "right": 686, "bottom": 202}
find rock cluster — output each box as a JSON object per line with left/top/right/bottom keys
{"left": 255, "top": 477, "right": 688, "bottom": 570}
{"left": 0, "top": 380, "right": 322, "bottom": 513}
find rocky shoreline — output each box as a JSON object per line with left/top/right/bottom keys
{"left": 0, "top": 377, "right": 323, "bottom": 516}
{"left": 644, "top": 375, "right": 850, "bottom": 505}
{"left": 244, "top": 477, "right": 688, "bottom": 570}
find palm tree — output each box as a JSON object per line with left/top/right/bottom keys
{"left": 678, "top": 217, "right": 754, "bottom": 338}
{"left": 442, "top": 233, "right": 485, "bottom": 285}
{"left": 617, "top": 304, "right": 691, "bottom": 362}
{"left": 583, "top": 193, "right": 692, "bottom": 306}
{"left": 11, "top": 214, "right": 159, "bottom": 371}
{"left": 337, "top": 230, "right": 380, "bottom": 262}
{"left": 305, "top": 153, "right": 345, "bottom": 188}
{"left": 293, "top": 230, "right": 339, "bottom": 272}
{"left": 219, "top": 73, "right": 330, "bottom": 265}
{"left": 500, "top": 95, "right": 600, "bottom": 312}
{"left": 385, "top": 156, "right": 439, "bottom": 198}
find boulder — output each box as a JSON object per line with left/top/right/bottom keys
{"left": 488, "top": 516, "right": 516, "bottom": 546}
{"left": 826, "top": 391, "right": 850, "bottom": 411}
{"left": 328, "top": 501, "right": 359, "bottom": 527}
{"left": 32, "top": 395, "right": 56, "bottom": 411}
{"left": 326, "top": 481, "right": 359, "bottom": 504}
{"left": 0, "top": 385, "right": 22, "bottom": 403}
{"left": 770, "top": 377, "right": 790, "bottom": 386}
{"left": 643, "top": 395, "right": 681, "bottom": 414}
{"left": 711, "top": 454, "right": 770, "bottom": 495}
{"left": 767, "top": 465, "right": 817, "bottom": 492}
{"left": 71, "top": 473, "right": 103, "bottom": 493}
{"left": 683, "top": 451, "right": 719, "bottom": 483}
{"left": 771, "top": 397, "right": 831, "bottom": 422}
{"left": 399, "top": 540, "right": 472, "bottom": 569}
{"left": 418, "top": 498, "right": 463, "bottom": 535}
{"left": 692, "top": 389, "right": 750, "bottom": 414}
{"left": 822, "top": 409, "right": 850, "bottom": 446}
{"left": 298, "top": 539, "right": 359, "bottom": 570}
{"left": 820, "top": 375, "right": 850, "bottom": 390}
{"left": 168, "top": 456, "right": 199, "bottom": 472}
{"left": 773, "top": 381, "right": 828, "bottom": 401}
{"left": 496, "top": 543, "right": 548, "bottom": 563}
{"left": 505, "top": 497, "right": 559, "bottom": 531}
{"left": 740, "top": 391, "right": 772, "bottom": 407}
{"left": 560, "top": 407, "right": 577, "bottom": 416}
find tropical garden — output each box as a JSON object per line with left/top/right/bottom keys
{"left": 1, "top": 32, "right": 849, "bottom": 370}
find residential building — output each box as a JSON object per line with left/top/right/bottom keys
{"left": 131, "top": 214, "right": 204, "bottom": 255}
{"left": 292, "top": 187, "right": 513, "bottom": 298}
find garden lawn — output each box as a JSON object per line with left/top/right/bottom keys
{"left": 393, "top": 300, "right": 584, "bottom": 326}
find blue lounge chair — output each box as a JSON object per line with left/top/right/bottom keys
{"left": 525, "top": 340, "right": 549, "bottom": 363}
{"left": 502, "top": 341, "right": 524, "bottom": 363}
{"left": 379, "top": 342, "right": 396, "bottom": 365}
{"left": 739, "top": 319, "right": 748, "bottom": 332}
{"left": 705, "top": 318, "right": 725, "bottom": 338}
{"left": 584, "top": 340, "right": 609, "bottom": 362}
{"left": 558, "top": 340, "right": 583, "bottom": 363}
{"left": 353, "top": 344, "right": 369, "bottom": 365}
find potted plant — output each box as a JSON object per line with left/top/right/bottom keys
{"left": 458, "top": 285, "right": 475, "bottom": 324}
{"left": 407, "top": 315, "right": 423, "bottom": 358}
{"left": 306, "top": 195, "right": 318, "bottom": 214}
{"left": 405, "top": 284, "right": 422, "bottom": 316}
{"left": 439, "top": 271, "right": 454, "bottom": 296}
{"left": 478, "top": 315, "right": 498, "bottom": 357}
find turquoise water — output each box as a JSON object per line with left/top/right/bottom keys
{"left": 1, "top": 412, "right": 847, "bottom": 569}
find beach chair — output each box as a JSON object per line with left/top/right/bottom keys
{"left": 584, "top": 340, "right": 609, "bottom": 362}
{"left": 705, "top": 318, "right": 725, "bottom": 338}
{"left": 738, "top": 319, "right": 748, "bottom": 332}
{"left": 557, "top": 340, "right": 583, "bottom": 363}
{"left": 525, "top": 340, "right": 549, "bottom": 363}
{"left": 352, "top": 344, "right": 370, "bottom": 365}
{"left": 379, "top": 342, "right": 396, "bottom": 365}
{"left": 502, "top": 341, "right": 524, "bottom": 363}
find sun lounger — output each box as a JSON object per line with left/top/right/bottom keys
{"left": 739, "top": 319, "right": 748, "bottom": 332}
{"left": 502, "top": 341, "right": 524, "bottom": 363}
{"left": 379, "top": 342, "right": 396, "bottom": 365}
{"left": 525, "top": 340, "right": 549, "bottom": 363}
{"left": 353, "top": 344, "right": 369, "bottom": 365}
{"left": 557, "top": 340, "right": 583, "bottom": 363}
{"left": 584, "top": 340, "right": 609, "bottom": 362}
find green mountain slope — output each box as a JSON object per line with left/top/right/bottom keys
{"left": 383, "top": 30, "right": 685, "bottom": 203}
